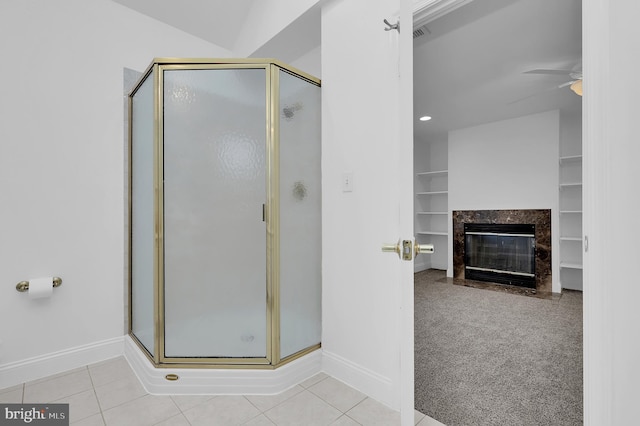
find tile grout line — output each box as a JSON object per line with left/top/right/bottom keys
{"left": 242, "top": 374, "right": 332, "bottom": 422}
{"left": 86, "top": 365, "right": 108, "bottom": 426}
{"left": 89, "top": 359, "right": 152, "bottom": 422}
{"left": 241, "top": 388, "right": 302, "bottom": 425}
{"left": 241, "top": 394, "right": 261, "bottom": 413}
{"left": 149, "top": 399, "right": 189, "bottom": 426}
{"left": 241, "top": 408, "right": 270, "bottom": 426}
{"left": 13, "top": 363, "right": 390, "bottom": 426}
{"left": 300, "top": 373, "right": 330, "bottom": 390}
{"left": 306, "top": 385, "right": 367, "bottom": 416}
{"left": 241, "top": 378, "right": 334, "bottom": 426}
{"left": 164, "top": 397, "right": 185, "bottom": 426}
{"left": 246, "top": 385, "right": 306, "bottom": 413}
{"left": 169, "top": 394, "right": 216, "bottom": 425}
{"left": 25, "top": 368, "right": 93, "bottom": 405}
{"left": 338, "top": 413, "right": 364, "bottom": 425}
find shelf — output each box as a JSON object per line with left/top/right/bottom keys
{"left": 417, "top": 231, "right": 448, "bottom": 236}
{"left": 416, "top": 191, "right": 448, "bottom": 196}
{"left": 416, "top": 212, "right": 447, "bottom": 215}
{"left": 560, "top": 262, "right": 583, "bottom": 270}
{"left": 559, "top": 155, "right": 582, "bottom": 164}
{"left": 416, "top": 170, "right": 448, "bottom": 178}
{"left": 559, "top": 148, "right": 583, "bottom": 286}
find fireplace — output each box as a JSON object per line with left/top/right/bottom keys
{"left": 453, "top": 209, "right": 552, "bottom": 293}
{"left": 464, "top": 223, "right": 536, "bottom": 288}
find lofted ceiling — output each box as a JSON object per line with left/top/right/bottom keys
{"left": 112, "top": 0, "right": 581, "bottom": 142}
{"left": 414, "top": 0, "right": 582, "bottom": 141}
{"left": 111, "top": 0, "right": 256, "bottom": 51}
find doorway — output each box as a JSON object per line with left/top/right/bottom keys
{"left": 412, "top": 0, "right": 583, "bottom": 424}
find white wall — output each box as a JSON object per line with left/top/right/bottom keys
{"left": 0, "top": 0, "right": 230, "bottom": 382}
{"left": 290, "top": 45, "right": 322, "bottom": 79}
{"left": 448, "top": 110, "right": 560, "bottom": 292}
{"left": 235, "top": 0, "right": 321, "bottom": 57}
{"left": 560, "top": 109, "right": 582, "bottom": 157}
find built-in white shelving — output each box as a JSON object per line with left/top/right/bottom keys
{"left": 416, "top": 190, "right": 448, "bottom": 196}
{"left": 559, "top": 150, "right": 583, "bottom": 290}
{"left": 559, "top": 155, "right": 583, "bottom": 164}
{"left": 560, "top": 236, "right": 582, "bottom": 242}
{"left": 416, "top": 170, "right": 448, "bottom": 177}
{"left": 560, "top": 261, "right": 583, "bottom": 270}
{"left": 416, "top": 231, "right": 448, "bottom": 236}
{"left": 415, "top": 170, "right": 448, "bottom": 237}
{"left": 414, "top": 140, "right": 449, "bottom": 271}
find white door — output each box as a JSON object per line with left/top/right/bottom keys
{"left": 320, "top": 0, "right": 415, "bottom": 424}
{"left": 397, "top": 1, "right": 417, "bottom": 424}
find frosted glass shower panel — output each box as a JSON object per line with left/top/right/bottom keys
{"left": 162, "top": 68, "right": 267, "bottom": 358}
{"left": 278, "top": 70, "right": 322, "bottom": 358}
{"left": 130, "top": 74, "right": 155, "bottom": 356}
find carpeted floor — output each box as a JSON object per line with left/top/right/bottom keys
{"left": 414, "top": 269, "right": 583, "bottom": 426}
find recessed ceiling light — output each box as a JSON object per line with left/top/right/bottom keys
{"left": 419, "top": 115, "right": 432, "bottom": 121}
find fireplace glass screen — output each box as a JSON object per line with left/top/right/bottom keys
{"left": 464, "top": 223, "right": 536, "bottom": 288}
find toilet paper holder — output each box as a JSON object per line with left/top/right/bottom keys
{"left": 16, "top": 277, "right": 63, "bottom": 292}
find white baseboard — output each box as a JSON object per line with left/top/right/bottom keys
{"left": 1, "top": 334, "right": 393, "bottom": 410}
{"left": 322, "top": 350, "right": 397, "bottom": 410}
{"left": 124, "top": 335, "right": 322, "bottom": 395}
{"left": 1, "top": 334, "right": 396, "bottom": 412}
{"left": 0, "top": 336, "right": 124, "bottom": 389}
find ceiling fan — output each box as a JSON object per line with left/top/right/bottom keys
{"left": 523, "top": 66, "right": 583, "bottom": 96}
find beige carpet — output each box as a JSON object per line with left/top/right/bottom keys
{"left": 414, "top": 269, "right": 583, "bottom": 426}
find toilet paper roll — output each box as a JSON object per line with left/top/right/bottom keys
{"left": 28, "top": 277, "right": 53, "bottom": 299}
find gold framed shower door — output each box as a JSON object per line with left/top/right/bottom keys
{"left": 127, "top": 58, "right": 321, "bottom": 369}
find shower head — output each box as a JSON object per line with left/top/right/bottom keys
{"left": 283, "top": 107, "right": 295, "bottom": 119}
{"left": 282, "top": 102, "right": 303, "bottom": 120}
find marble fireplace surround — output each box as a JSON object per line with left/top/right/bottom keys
{"left": 453, "top": 209, "right": 552, "bottom": 294}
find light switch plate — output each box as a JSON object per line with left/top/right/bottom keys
{"left": 342, "top": 172, "right": 354, "bottom": 192}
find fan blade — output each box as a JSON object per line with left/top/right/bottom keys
{"left": 508, "top": 82, "right": 574, "bottom": 105}
{"left": 558, "top": 80, "right": 576, "bottom": 88}
{"left": 524, "top": 69, "right": 574, "bottom": 75}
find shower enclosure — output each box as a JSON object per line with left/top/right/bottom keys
{"left": 128, "top": 58, "right": 321, "bottom": 368}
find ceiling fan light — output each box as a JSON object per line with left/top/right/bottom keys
{"left": 570, "top": 79, "right": 583, "bottom": 96}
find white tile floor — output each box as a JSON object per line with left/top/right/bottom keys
{"left": 0, "top": 357, "right": 444, "bottom": 426}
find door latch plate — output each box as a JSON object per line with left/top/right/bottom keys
{"left": 402, "top": 240, "right": 413, "bottom": 261}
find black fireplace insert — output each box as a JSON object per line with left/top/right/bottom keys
{"left": 464, "top": 223, "right": 536, "bottom": 288}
